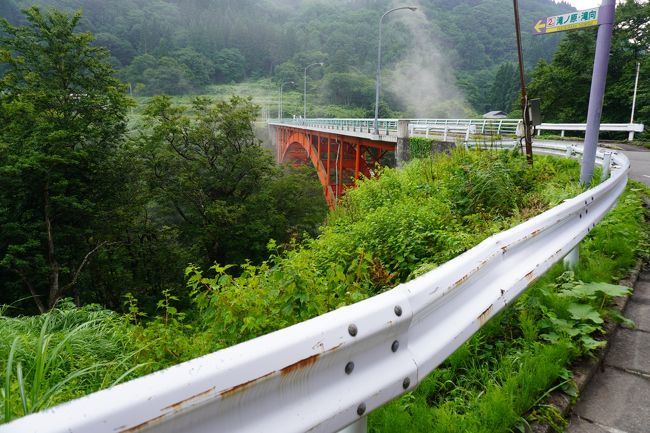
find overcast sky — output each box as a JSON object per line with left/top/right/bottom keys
{"left": 557, "top": 0, "right": 602, "bottom": 8}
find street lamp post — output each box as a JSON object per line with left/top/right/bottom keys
{"left": 630, "top": 61, "right": 640, "bottom": 124}
{"left": 279, "top": 81, "right": 294, "bottom": 119}
{"left": 304, "top": 62, "right": 324, "bottom": 120}
{"left": 374, "top": 6, "right": 416, "bottom": 135}
{"left": 629, "top": 62, "right": 641, "bottom": 141}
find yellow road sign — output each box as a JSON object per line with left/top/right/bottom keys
{"left": 533, "top": 8, "right": 599, "bottom": 35}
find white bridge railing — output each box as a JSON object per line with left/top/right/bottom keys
{"left": 276, "top": 118, "right": 644, "bottom": 141}
{"left": 3, "top": 143, "right": 630, "bottom": 433}
{"left": 536, "top": 122, "right": 644, "bottom": 141}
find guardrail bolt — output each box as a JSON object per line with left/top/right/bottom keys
{"left": 357, "top": 403, "right": 366, "bottom": 416}
{"left": 402, "top": 377, "right": 411, "bottom": 389}
{"left": 394, "top": 305, "right": 402, "bottom": 317}
{"left": 391, "top": 340, "right": 400, "bottom": 352}
{"left": 345, "top": 362, "right": 355, "bottom": 375}
{"left": 348, "top": 324, "right": 358, "bottom": 337}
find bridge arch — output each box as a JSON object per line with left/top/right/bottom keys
{"left": 273, "top": 125, "right": 395, "bottom": 208}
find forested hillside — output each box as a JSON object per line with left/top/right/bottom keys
{"left": 2, "top": 0, "right": 573, "bottom": 114}
{"left": 0, "top": 8, "right": 328, "bottom": 313}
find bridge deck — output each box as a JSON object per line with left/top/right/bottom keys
{"left": 268, "top": 122, "right": 398, "bottom": 143}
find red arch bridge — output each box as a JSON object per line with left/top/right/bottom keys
{"left": 270, "top": 120, "right": 404, "bottom": 208}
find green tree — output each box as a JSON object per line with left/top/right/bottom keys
{"left": 171, "top": 47, "right": 214, "bottom": 85}
{"left": 488, "top": 63, "right": 520, "bottom": 114}
{"left": 213, "top": 48, "right": 245, "bottom": 83}
{"left": 0, "top": 7, "right": 130, "bottom": 312}
{"left": 321, "top": 72, "right": 374, "bottom": 107}
{"left": 139, "top": 96, "right": 326, "bottom": 266}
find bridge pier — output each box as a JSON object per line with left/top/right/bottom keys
{"left": 396, "top": 120, "right": 410, "bottom": 168}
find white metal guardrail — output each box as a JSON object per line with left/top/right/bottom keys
{"left": 536, "top": 122, "right": 644, "bottom": 141}
{"left": 2, "top": 143, "right": 629, "bottom": 433}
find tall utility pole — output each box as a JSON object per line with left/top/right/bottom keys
{"left": 580, "top": 0, "right": 616, "bottom": 185}
{"left": 513, "top": 0, "right": 533, "bottom": 165}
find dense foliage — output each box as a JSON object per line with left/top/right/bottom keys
{"left": 0, "top": 7, "right": 130, "bottom": 312}
{"left": 0, "top": 8, "right": 327, "bottom": 313}
{"left": 137, "top": 95, "right": 326, "bottom": 266}
{"left": 370, "top": 186, "right": 648, "bottom": 433}
{"left": 1, "top": 0, "right": 572, "bottom": 114}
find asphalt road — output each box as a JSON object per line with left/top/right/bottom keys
{"left": 616, "top": 142, "right": 650, "bottom": 187}
{"left": 533, "top": 139, "right": 650, "bottom": 187}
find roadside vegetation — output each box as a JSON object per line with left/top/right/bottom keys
{"left": 370, "top": 183, "right": 648, "bottom": 433}
{"left": 2, "top": 146, "right": 647, "bottom": 426}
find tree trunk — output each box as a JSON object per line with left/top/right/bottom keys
{"left": 44, "top": 183, "right": 61, "bottom": 309}
{"left": 14, "top": 269, "right": 47, "bottom": 313}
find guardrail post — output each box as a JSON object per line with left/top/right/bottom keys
{"left": 397, "top": 119, "right": 410, "bottom": 168}
{"left": 565, "top": 145, "right": 574, "bottom": 158}
{"left": 563, "top": 247, "right": 579, "bottom": 269}
{"left": 465, "top": 126, "right": 470, "bottom": 142}
{"left": 628, "top": 130, "right": 635, "bottom": 141}
{"left": 443, "top": 126, "right": 448, "bottom": 141}
{"left": 601, "top": 152, "right": 612, "bottom": 181}
{"left": 337, "top": 416, "right": 367, "bottom": 433}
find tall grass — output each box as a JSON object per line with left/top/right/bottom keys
{"left": 0, "top": 302, "right": 144, "bottom": 423}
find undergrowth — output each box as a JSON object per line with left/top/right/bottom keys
{"left": 1, "top": 149, "right": 647, "bottom": 430}
{"left": 368, "top": 181, "right": 648, "bottom": 433}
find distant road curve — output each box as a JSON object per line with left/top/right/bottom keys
{"left": 616, "top": 143, "right": 650, "bottom": 187}
{"left": 534, "top": 139, "right": 650, "bottom": 187}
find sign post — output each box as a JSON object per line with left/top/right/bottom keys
{"left": 533, "top": 1, "right": 616, "bottom": 185}
{"left": 580, "top": 0, "right": 615, "bottom": 185}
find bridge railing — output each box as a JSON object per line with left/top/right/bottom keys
{"left": 274, "top": 118, "right": 518, "bottom": 137}
{"left": 275, "top": 118, "right": 399, "bottom": 134}
{"left": 536, "top": 122, "right": 644, "bottom": 141}
{"left": 272, "top": 118, "right": 644, "bottom": 141}
{"left": 3, "top": 142, "right": 629, "bottom": 433}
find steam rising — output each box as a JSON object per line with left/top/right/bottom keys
{"left": 386, "top": 1, "right": 470, "bottom": 118}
